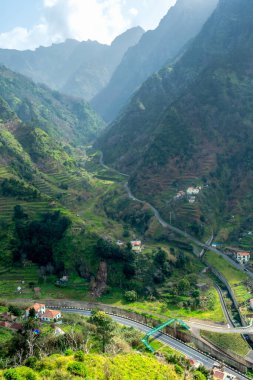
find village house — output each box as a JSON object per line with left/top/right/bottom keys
{"left": 188, "top": 196, "right": 196, "bottom": 204}
{"left": 25, "top": 303, "right": 46, "bottom": 318}
{"left": 40, "top": 309, "right": 61, "bottom": 322}
{"left": 174, "top": 190, "right": 185, "bottom": 200}
{"left": 131, "top": 241, "right": 142, "bottom": 252}
{"left": 234, "top": 251, "right": 251, "bottom": 264}
{"left": 212, "top": 368, "right": 236, "bottom": 380}
{"left": 186, "top": 186, "right": 202, "bottom": 195}
{"left": 25, "top": 303, "right": 62, "bottom": 322}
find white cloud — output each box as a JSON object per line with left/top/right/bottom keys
{"left": 129, "top": 8, "right": 139, "bottom": 17}
{"left": 0, "top": 0, "right": 176, "bottom": 50}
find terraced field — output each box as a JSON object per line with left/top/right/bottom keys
{"left": 0, "top": 197, "right": 54, "bottom": 221}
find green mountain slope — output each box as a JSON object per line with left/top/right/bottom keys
{"left": 98, "top": 0, "right": 253, "bottom": 237}
{"left": 0, "top": 27, "right": 144, "bottom": 101}
{"left": 92, "top": 0, "right": 218, "bottom": 122}
{"left": 0, "top": 66, "right": 105, "bottom": 144}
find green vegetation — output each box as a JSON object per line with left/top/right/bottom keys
{"left": 205, "top": 252, "right": 250, "bottom": 305}
{"left": 0, "top": 353, "right": 182, "bottom": 380}
{"left": 0, "top": 66, "right": 105, "bottom": 144}
{"left": 98, "top": 0, "right": 253, "bottom": 239}
{"left": 0, "top": 308, "right": 196, "bottom": 379}
{"left": 200, "top": 330, "right": 250, "bottom": 357}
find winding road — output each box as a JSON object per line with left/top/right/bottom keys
{"left": 61, "top": 307, "right": 249, "bottom": 380}
{"left": 99, "top": 152, "right": 253, "bottom": 278}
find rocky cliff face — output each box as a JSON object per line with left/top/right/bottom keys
{"left": 90, "top": 261, "right": 108, "bottom": 297}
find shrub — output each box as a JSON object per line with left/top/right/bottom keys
{"left": 194, "top": 371, "right": 206, "bottom": 380}
{"left": 67, "top": 362, "right": 87, "bottom": 377}
{"left": 4, "top": 369, "right": 22, "bottom": 380}
{"left": 24, "top": 357, "right": 37, "bottom": 370}
{"left": 74, "top": 351, "right": 85, "bottom": 362}
{"left": 4, "top": 367, "right": 38, "bottom": 380}
{"left": 124, "top": 290, "right": 138, "bottom": 303}
{"left": 174, "top": 364, "right": 184, "bottom": 375}
{"left": 39, "top": 369, "right": 51, "bottom": 378}
{"left": 64, "top": 349, "right": 74, "bottom": 356}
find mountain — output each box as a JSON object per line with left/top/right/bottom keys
{"left": 0, "top": 27, "right": 144, "bottom": 101}
{"left": 0, "top": 65, "right": 104, "bottom": 144}
{"left": 98, "top": 0, "right": 253, "bottom": 238}
{"left": 92, "top": 0, "right": 219, "bottom": 122}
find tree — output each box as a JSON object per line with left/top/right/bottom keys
{"left": 28, "top": 308, "right": 36, "bottom": 319}
{"left": 89, "top": 311, "right": 115, "bottom": 352}
{"left": 8, "top": 305, "right": 22, "bottom": 317}
{"left": 13, "top": 205, "right": 28, "bottom": 220}
{"left": 194, "top": 370, "right": 206, "bottom": 380}
{"left": 178, "top": 279, "right": 190, "bottom": 295}
{"left": 124, "top": 290, "right": 137, "bottom": 302}
{"left": 154, "top": 248, "right": 167, "bottom": 265}
{"left": 175, "top": 251, "right": 187, "bottom": 269}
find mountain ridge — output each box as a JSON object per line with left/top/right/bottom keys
{"left": 98, "top": 0, "right": 253, "bottom": 237}
{"left": 0, "top": 27, "right": 144, "bottom": 101}
{"left": 92, "top": 0, "right": 219, "bottom": 122}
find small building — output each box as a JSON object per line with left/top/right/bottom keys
{"left": 213, "top": 369, "right": 236, "bottom": 380}
{"left": 16, "top": 286, "right": 22, "bottom": 294}
{"left": 34, "top": 287, "right": 41, "bottom": 295}
{"left": 40, "top": 310, "right": 61, "bottom": 322}
{"left": 186, "top": 186, "right": 202, "bottom": 195}
{"left": 250, "top": 299, "right": 253, "bottom": 311}
{"left": 189, "top": 359, "right": 202, "bottom": 369}
{"left": 25, "top": 303, "right": 46, "bottom": 318}
{"left": 131, "top": 241, "right": 142, "bottom": 252}
{"left": 174, "top": 191, "right": 185, "bottom": 200}
{"left": 188, "top": 196, "right": 196, "bottom": 204}
{"left": 235, "top": 251, "right": 250, "bottom": 264}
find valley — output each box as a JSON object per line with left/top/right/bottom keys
{"left": 0, "top": 0, "right": 253, "bottom": 378}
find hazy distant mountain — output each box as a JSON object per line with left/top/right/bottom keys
{"left": 0, "top": 27, "right": 144, "bottom": 101}
{"left": 0, "top": 65, "right": 104, "bottom": 144}
{"left": 98, "top": 0, "right": 253, "bottom": 235}
{"left": 92, "top": 0, "right": 218, "bottom": 122}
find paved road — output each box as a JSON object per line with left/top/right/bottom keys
{"left": 215, "top": 285, "right": 234, "bottom": 328}
{"left": 62, "top": 308, "right": 249, "bottom": 380}
{"left": 100, "top": 151, "right": 253, "bottom": 279}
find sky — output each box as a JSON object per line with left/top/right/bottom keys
{"left": 0, "top": 0, "right": 176, "bottom": 50}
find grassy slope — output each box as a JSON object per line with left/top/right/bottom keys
{"left": 200, "top": 330, "right": 250, "bottom": 357}
{"left": 205, "top": 252, "right": 250, "bottom": 305}
{"left": 99, "top": 286, "right": 224, "bottom": 323}
{"left": 0, "top": 353, "right": 182, "bottom": 380}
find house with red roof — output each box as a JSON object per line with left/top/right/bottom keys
{"left": 25, "top": 303, "right": 46, "bottom": 318}
{"left": 40, "top": 309, "right": 61, "bottom": 322}
{"left": 213, "top": 369, "right": 236, "bottom": 380}
{"left": 131, "top": 240, "right": 142, "bottom": 252}
{"left": 235, "top": 251, "right": 251, "bottom": 264}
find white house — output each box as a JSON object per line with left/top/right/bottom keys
{"left": 40, "top": 309, "right": 62, "bottom": 322}
{"left": 188, "top": 196, "right": 196, "bottom": 204}
{"left": 235, "top": 251, "right": 250, "bottom": 264}
{"left": 25, "top": 303, "right": 46, "bottom": 318}
{"left": 131, "top": 241, "right": 142, "bottom": 252}
{"left": 186, "top": 187, "right": 202, "bottom": 195}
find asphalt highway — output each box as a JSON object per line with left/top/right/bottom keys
{"left": 62, "top": 308, "right": 249, "bottom": 380}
